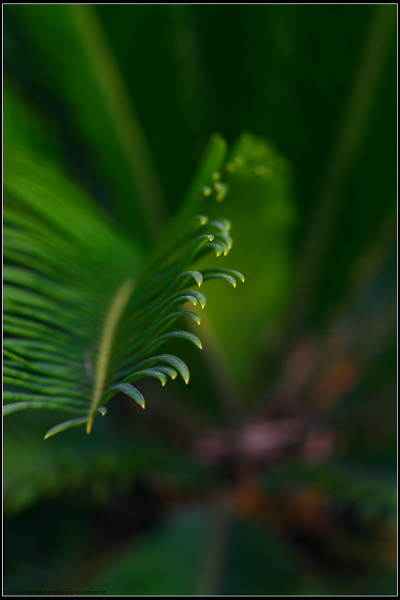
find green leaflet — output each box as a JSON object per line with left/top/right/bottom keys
{"left": 3, "top": 147, "right": 243, "bottom": 439}
{"left": 104, "top": 383, "right": 145, "bottom": 410}
{"left": 126, "top": 354, "right": 191, "bottom": 386}
{"left": 43, "top": 417, "right": 95, "bottom": 440}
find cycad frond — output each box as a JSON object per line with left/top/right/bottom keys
{"left": 3, "top": 152, "right": 244, "bottom": 439}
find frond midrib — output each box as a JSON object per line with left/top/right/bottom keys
{"left": 86, "top": 276, "right": 135, "bottom": 433}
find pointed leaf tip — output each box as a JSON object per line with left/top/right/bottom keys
{"left": 44, "top": 416, "right": 89, "bottom": 439}
{"left": 109, "top": 383, "right": 145, "bottom": 409}
{"left": 152, "top": 355, "right": 190, "bottom": 384}
{"left": 220, "top": 218, "right": 231, "bottom": 231}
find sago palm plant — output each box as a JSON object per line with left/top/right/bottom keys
{"left": 4, "top": 5, "right": 396, "bottom": 596}
{"left": 3, "top": 140, "right": 245, "bottom": 440}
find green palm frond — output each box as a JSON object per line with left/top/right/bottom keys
{"left": 3, "top": 150, "right": 244, "bottom": 439}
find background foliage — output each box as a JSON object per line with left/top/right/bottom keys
{"left": 3, "top": 4, "right": 397, "bottom": 595}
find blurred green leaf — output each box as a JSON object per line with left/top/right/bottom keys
{"left": 97, "top": 4, "right": 213, "bottom": 215}
{"left": 3, "top": 79, "right": 59, "bottom": 158}
{"left": 85, "top": 510, "right": 304, "bottom": 595}
{"left": 191, "top": 133, "right": 296, "bottom": 388}
{"left": 3, "top": 408, "right": 211, "bottom": 516}
{"left": 5, "top": 4, "right": 166, "bottom": 245}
